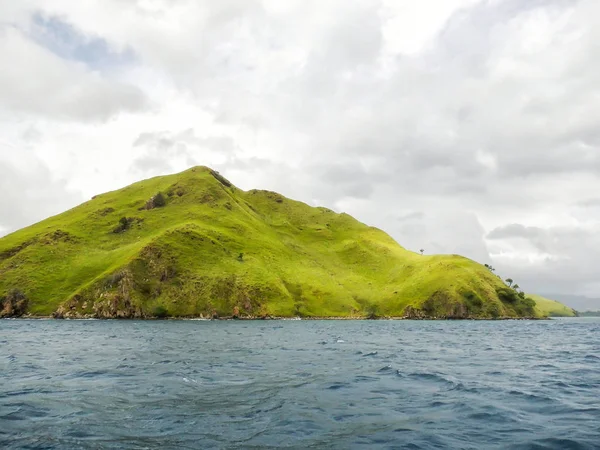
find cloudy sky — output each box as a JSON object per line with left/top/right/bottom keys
{"left": 1, "top": 0, "right": 599, "bottom": 300}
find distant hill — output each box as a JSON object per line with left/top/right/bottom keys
{"left": 1, "top": 166, "right": 542, "bottom": 319}
{"left": 539, "top": 294, "right": 600, "bottom": 312}
{"left": 528, "top": 294, "right": 577, "bottom": 317}
{"left": 577, "top": 311, "right": 600, "bottom": 317}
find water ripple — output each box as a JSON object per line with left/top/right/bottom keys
{"left": 1, "top": 318, "right": 600, "bottom": 449}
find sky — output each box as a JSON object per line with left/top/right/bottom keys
{"left": 1, "top": 0, "right": 599, "bottom": 300}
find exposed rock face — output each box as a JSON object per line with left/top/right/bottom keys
{"left": 448, "top": 302, "right": 468, "bottom": 319}
{"left": 403, "top": 301, "right": 469, "bottom": 319}
{"left": 403, "top": 306, "right": 427, "bottom": 319}
{"left": 92, "top": 296, "right": 143, "bottom": 319}
{"left": 53, "top": 297, "right": 144, "bottom": 319}
{"left": 53, "top": 270, "right": 145, "bottom": 319}
{"left": 145, "top": 198, "right": 156, "bottom": 210}
{"left": 0, "top": 289, "right": 29, "bottom": 317}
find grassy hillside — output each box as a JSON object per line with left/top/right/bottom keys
{"left": 0, "top": 166, "right": 539, "bottom": 319}
{"left": 529, "top": 294, "right": 577, "bottom": 317}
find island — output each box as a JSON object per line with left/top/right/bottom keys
{"left": 0, "top": 167, "right": 571, "bottom": 320}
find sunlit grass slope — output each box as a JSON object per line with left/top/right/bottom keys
{"left": 0, "top": 167, "right": 539, "bottom": 318}
{"left": 529, "top": 294, "right": 577, "bottom": 317}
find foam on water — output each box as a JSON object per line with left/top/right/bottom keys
{"left": 1, "top": 318, "right": 600, "bottom": 449}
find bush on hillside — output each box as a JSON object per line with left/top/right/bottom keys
{"left": 145, "top": 192, "right": 166, "bottom": 210}
{"left": 485, "top": 302, "right": 501, "bottom": 319}
{"left": 210, "top": 170, "right": 232, "bottom": 187}
{"left": 365, "top": 303, "right": 380, "bottom": 319}
{"left": 153, "top": 192, "right": 166, "bottom": 207}
{"left": 113, "top": 217, "right": 131, "bottom": 233}
{"left": 152, "top": 305, "right": 169, "bottom": 318}
{"left": 496, "top": 286, "right": 519, "bottom": 304}
{"left": 112, "top": 217, "right": 143, "bottom": 233}
{"left": 514, "top": 296, "right": 536, "bottom": 317}
{"left": 462, "top": 291, "right": 483, "bottom": 309}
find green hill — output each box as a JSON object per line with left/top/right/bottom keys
{"left": 529, "top": 294, "right": 577, "bottom": 317}
{"left": 0, "top": 166, "right": 540, "bottom": 319}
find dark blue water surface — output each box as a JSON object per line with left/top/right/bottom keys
{"left": 1, "top": 319, "right": 600, "bottom": 449}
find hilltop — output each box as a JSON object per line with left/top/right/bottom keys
{"left": 0, "top": 166, "right": 558, "bottom": 319}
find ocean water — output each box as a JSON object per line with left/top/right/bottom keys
{"left": 1, "top": 319, "right": 599, "bottom": 449}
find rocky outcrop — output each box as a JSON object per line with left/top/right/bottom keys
{"left": 403, "top": 305, "right": 427, "bottom": 319}
{"left": 403, "top": 301, "right": 469, "bottom": 319}
{"left": 0, "top": 289, "right": 29, "bottom": 317}
{"left": 54, "top": 269, "right": 145, "bottom": 319}
{"left": 53, "top": 296, "right": 144, "bottom": 319}
{"left": 92, "top": 295, "right": 144, "bottom": 319}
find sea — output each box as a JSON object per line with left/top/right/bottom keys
{"left": 1, "top": 318, "right": 599, "bottom": 449}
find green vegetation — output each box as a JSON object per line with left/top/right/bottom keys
{"left": 152, "top": 192, "right": 166, "bottom": 208}
{"left": 0, "top": 166, "right": 552, "bottom": 319}
{"left": 152, "top": 305, "right": 169, "bottom": 318}
{"left": 528, "top": 294, "right": 577, "bottom": 317}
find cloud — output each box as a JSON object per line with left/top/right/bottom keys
{"left": 0, "top": 25, "right": 148, "bottom": 121}
{"left": 579, "top": 198, "right": 600, "bottom": 208}
{"left": 1, "top": 0, "right": 600, "bottom": 298}
{"left": 486, "top": 221, "right": 600, "bottom": 296}
{"left": 487, "top": 224, "right": 545, "bottom": 241}
{"left": 131, "top": 129, "right": 236, "bottom": 176}
{"left": 0, "top": 155, "right": 83, "bottom": 234}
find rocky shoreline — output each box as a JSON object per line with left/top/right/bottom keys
{"left": 6, "top": 314, "right": 549, "bottom": 321}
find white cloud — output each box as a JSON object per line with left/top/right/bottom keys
{"left": 1, "top": 0, "right": 600, "bottom": 297}
{"left": 0, "top": 27, "right": 148, "bottom": 121}
{"left": 0, "top": 151, "right": 83, "bottom": 234}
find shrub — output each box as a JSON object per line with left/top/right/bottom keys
{"left": 145, "top": 192, "right": 166, "bottom": 210}
{"left": 293, "top": 302, "right": 305, "bottom": 317}
{"left": 514, "top": 297, "right": 536, "bottom": 317}
{"left": 113, "top": 217, "right": 130, "bottom": 233}
{"left": 365, "top": 303, "right": 380, "bottom": 319}
{"left": 463, "top": 291, "right": 483, "bottom": 309}
{"left": 486, "top": 302, "right": 501, "bottom": 319}
{"left": 113, "top": 217, "right": 138, "bottom": 233}
{"left": 153, "top": 192, "right": 166, "bottom": 207}
{"left": 496, "top": 286, "right": 518, "bottom": 304}
{"left": 210, "top": 170, "right": 232, "bottom": 187}
{"left": 152, "top": 305, "right": 168, "bottom": 318}
{"left": 98, "top": 207, "right": 115, "bottom": 216}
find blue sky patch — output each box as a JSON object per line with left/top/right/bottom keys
{"left": 30, "top": 12, "right": 136, "bottom": 71}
